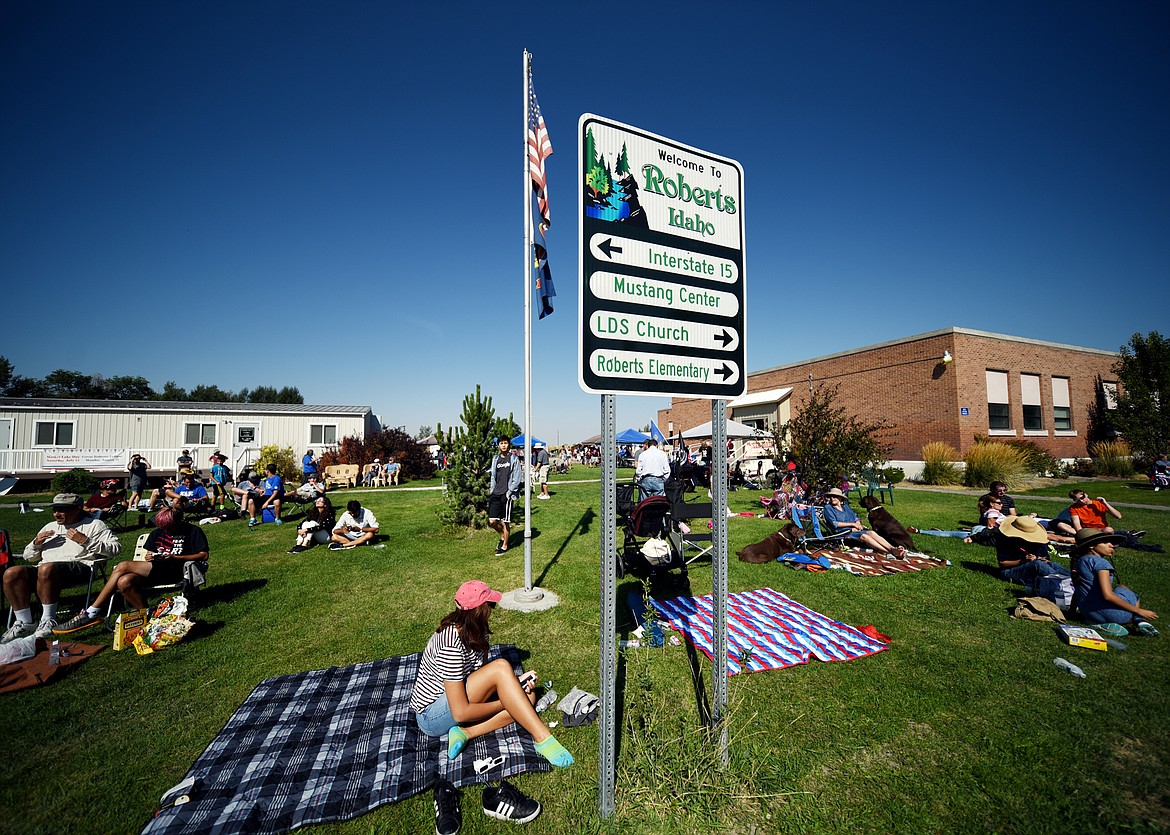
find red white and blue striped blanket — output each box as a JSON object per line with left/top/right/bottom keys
{"left": 651, "top": 587, "right": 888, "bottom": 675}
{"left": 141, "top": 645, "right": 549, "bottom": 835}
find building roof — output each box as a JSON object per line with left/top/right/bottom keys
{"left": 728, "top": 387, "right": 793, "bottom": 408}
{"left": 750, "top": 326, "right": 1117, "bottom": 377}
{"left": 0, "top": 397, "right": 371, "bottom": 416}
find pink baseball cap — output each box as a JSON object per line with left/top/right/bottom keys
{"left": 455, "top": 580, "right": 502, "bottom": 610}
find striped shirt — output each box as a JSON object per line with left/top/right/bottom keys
{"left": 409, "top": 625, "right": 484, "bottom": 713}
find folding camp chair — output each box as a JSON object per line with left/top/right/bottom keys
{"left": 99, "top": 502, "right": 131, "bottom": 533}
{"left": 104, "top": 533, "right": 208, "bottom": 627}
{"left": 4, "top": 553, "right": 109, "bottom": 628}
{"left": 864, "top": 470, "right": 895, "bottom": 504}
{"left": 789, "top": 504, "right": 852, "bottom": 552}
{"left": 667, "top": 481, "right": 714, "bottom": 565}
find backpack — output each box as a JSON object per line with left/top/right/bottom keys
{"left": 0, "top": 529, "right": 9, "bottom": 570}
{"left": 1032, "top": 573, "right": 1074, "bottom": 611}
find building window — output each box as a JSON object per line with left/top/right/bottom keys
{"left": 986, "top": 370, "right": 1011, "bottom": 430}
{"left": 1101, "top": 381, "right": 1119, "bottom": 410}
{"left": 1052, "top": 377, "right": 1072, "bottom": 431}
{"left": 1021, "top": 373, "right": 1043, "bottom": 431}
{"left": 310, "top": 424, "right": 338, "bottom": 445}
{"left": 34, "top": 421, "right": 74, "bottom": 447}
{"left": 184, "top": 423, "right": 217, "bottom": 445}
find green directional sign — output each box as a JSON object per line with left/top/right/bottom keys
{"left": 578, "top": 114, "right": 746, "bottom": 399}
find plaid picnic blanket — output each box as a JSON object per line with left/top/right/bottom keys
{"left": 141, "top": 645, "right": 549, "bottom": 835}
{"left": 797, "top": 548, "right": 950, "bottom": 576}
{"left": 652, "top": 587, "right": 888, "bottom": 675}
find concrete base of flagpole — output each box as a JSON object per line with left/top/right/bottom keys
{"left": 499, "top": 587, "right": 560, "bottom": 612}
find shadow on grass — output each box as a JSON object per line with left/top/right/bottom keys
{"left": 197, "top": 578, "right": 268, "bottom": 607}
{"left": 960, "top": 560, "right": 1002, "bottom": 578}
{"left": 533, "top": 507, "right": 595, "bottom": 588}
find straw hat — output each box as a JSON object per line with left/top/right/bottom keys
{"left": 822, "top": 488, "right": 848, "bottom": 501}
{"left": 997, "top": 515, "right": 1048, "bottom": 544}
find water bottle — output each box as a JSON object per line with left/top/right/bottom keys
{"left": 19, "top": 500, "right": 29, "bottom": 514}
{"left": 535, "top": 689, "right": 558, "bottom": 713}
{"left": 1102, "top": 638, "right": 1128, "bottom": 651}
{"left": 49, "top": 640, "right": 61, "bottom": 665}
{"left": 1053, "top": 657, "right": 1085, "bottom": 678}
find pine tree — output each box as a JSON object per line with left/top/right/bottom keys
{"left": 616, "top": 143, "right": 630, "bottom": 176}
{"left": 436, "top": 386, "right": 503, "bottom": 527}
{"left": 584, "top": 128, "right": 598, "bottom": 180}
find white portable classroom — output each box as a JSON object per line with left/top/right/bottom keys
{"left": 0, "top": 397, "right": 377, "bottom": 486}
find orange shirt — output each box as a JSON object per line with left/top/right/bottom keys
{"left": 1069, "top": 499, "right": 1109, "bottom": 529}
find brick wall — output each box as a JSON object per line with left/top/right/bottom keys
{"left": 657, "top": 328, "right": 1118, "bottom": 461}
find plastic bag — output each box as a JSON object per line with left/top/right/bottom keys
{"left": 0, "top": 634, "right": 37, "bottom": 665}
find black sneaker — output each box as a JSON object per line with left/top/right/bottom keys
{"left": 1131, "top": 530, "right": 1147, "bottom": 539}
{"left": 328, "top": 542, "right": 345, "bottom": 551}
{"left": 482, "top": 779, "right": 541, "bottom": 824}
{"left": 433, "top": 779, "right": 461, "bottom": 835}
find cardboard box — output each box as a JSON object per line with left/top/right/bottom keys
{"left": 1058, "top": 625, "right": 1107, "bottom": 651}
{"left": 113, "top": 608, "right": 150, "bottom": 651}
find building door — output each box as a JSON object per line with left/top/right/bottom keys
{"left": 0, "top": 418, "right": 12, "bottom": 473}
{"left": 230, "top": 422, "right": 261, "bottom": 475}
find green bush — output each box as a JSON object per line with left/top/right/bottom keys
{"left": 880, "top": 466, "right": 905, "bottom": 485}
{"left": 963, "top": 441, "right": 1028, "bottom": 488}
{"left": 921, "top": 441, "right": 962, "bottom": 485}
{"left": 50, "top": 468, "right": 94, "bottom": 496}
{"left": 255, "top": 444, "right": 299, "bottom": 481}
{"left": 1090, "top": 439, "right": 1134, "bottom": 477}
{"left": 1068, "top": 457, "right": 1096, "bottom": 477}
{"left": 1003, "top": 439, "right": 1059, "bottom": 477}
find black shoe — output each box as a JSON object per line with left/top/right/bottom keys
{"left": 328, "top": 542, "right": 344, "bottom": 551}
{"left": 1131, "top": 530, "right": 1147, "bottom": 539}
{"left": 434, "top": 779, "right": 461, "bottom": 835}
{"left": 482, "top": 779, "right": 541, "bottom": 824}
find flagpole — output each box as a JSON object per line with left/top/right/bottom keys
{"left": 522, "top": 49, "right": 534, "bottom": 593}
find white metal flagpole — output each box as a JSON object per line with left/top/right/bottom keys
{"left": 523, "top": 50, "right": 533, "bottom": 591}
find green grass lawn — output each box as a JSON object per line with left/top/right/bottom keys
{"left": 2, "top": 477, "right": 1168, "bottom": 834}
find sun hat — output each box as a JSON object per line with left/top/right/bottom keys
{"left": 455, "top": 580, "right": 503, "bottom": 610}
{"left": 51, "top": 493, "right": 84, "bottom": 508}
{"left": 822, "top": 488, "right": 848, "bottom": 501}
{"left": 1071, "top": 527, "right": 1126, "bottom": 556}
{"left": 997, "top": 515, "right": 1048, "bottom": 544}
{"left": 179, "top": 468, "right": 196, "bottom": 477}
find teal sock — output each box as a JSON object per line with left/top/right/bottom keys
{"left": 536, "top": 735, "right": 574, "bottom": 767}
{"left": 446, "top": 726, "right": 469, "bottom": 759}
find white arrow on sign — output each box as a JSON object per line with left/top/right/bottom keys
{"left": 589, "top": 233, "right": 738, "bottom": 285}
{"left": 589, "top": 349, "right": 740, "bottom": 387}
{"left": 590, "top": 309, "right": 739, "bottom": 352}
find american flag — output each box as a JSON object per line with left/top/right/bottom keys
{"left": 527, "top": 77, "right": 553, "bottom": 234}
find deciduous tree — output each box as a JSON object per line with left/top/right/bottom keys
{"left": 1112, "top": 331, "right": 1170, "bottom": 464}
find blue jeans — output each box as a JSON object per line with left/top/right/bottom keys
{"left": 416, "top": 693, "right": 456, "bottom": 737}
{"left": 639, "top": 476, "right": 665, "bottom": 497}
{"left": 1000, "top": 559, "right": 1071, "bottom": 585}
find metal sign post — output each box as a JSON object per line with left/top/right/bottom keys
{"left": 580, "top": 114, "right": 745, "bottom": 816}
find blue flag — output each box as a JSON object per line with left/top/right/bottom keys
{"left": 649, "top": 420, "right": 666, "bottom": 443}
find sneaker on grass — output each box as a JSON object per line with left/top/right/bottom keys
{"left": 53, "top": 611, "right": 103, "bottom": 635}
{"left": 482, "top": 779, "right": 541, "bottom": 824}
{"left": 1135, "top": 620, "right": 1160, "bottom": 637}
{"left": 1, "top": 620, "right": 36, "bottom": 644}
{"left": 433, "top": 779, "right": 461, "bottom": 835}
{"left": 35, "top": 618, "right": 59, "bottom": 639}
{"left": 328, "top": 542, "right": 345, "bottom": 551}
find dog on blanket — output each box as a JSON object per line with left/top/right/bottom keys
{"left": 737, "top": 522, "right": 805, "bottom": 563}
{"left": 859, "top": 495, "right": 915, "bottom": 550}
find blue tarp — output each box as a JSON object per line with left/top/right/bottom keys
{"left": 616, "top": 428, "right": 650, "bottom": 444}
{"left": 510, "top": 434, "right": 547, "bottom": 448}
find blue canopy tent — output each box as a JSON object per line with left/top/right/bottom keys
{"left": 615, "top": 428, "right": 650, "bottom": 444}
{"left": 511, "top": 433, "right": 547, "bottom": 448}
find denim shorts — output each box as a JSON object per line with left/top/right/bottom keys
{"left": 416, "top": 693, "right": 456, "bottom": 737}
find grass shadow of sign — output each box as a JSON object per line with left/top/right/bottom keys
{"left": 196, "top": 578, "right": 268, "bottom": 607}
{"left": 534, "top": 507, "right": 596, "bottom": 588}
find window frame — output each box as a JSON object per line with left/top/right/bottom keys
{"left": 33, "top": 420, "right": 76, "bottom": 448}
{"left": 986, "top": 370, "right": 1011, "bottom": 431}
{"left": 309, "top": 423, "right": 338, "bottom": 445}
{"left": 183, "top": 422, "right": 217, "bottom": 446}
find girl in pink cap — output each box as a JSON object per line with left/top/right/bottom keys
{"left": 410, "top": 580, "right": 571, "bottom": 831}
{"left": 410, "top": 580, "right": 572, "bottom": 767}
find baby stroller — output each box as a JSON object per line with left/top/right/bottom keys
{"left": 615, "top": 481, "right": 685, "bottom": 578}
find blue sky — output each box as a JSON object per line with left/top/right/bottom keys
{"left": 2, "top": 1, "right": 1167, "bottom": 445}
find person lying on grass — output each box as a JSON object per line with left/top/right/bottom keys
{"left": 910, "top": 494, "right": 1073, "bottom": 546}
{"left": 52, "top": 505, "right": 208, "bottom": 635}
{"left": 1071, "top": 528, "right": 1159, "bottom": 636}
{"left": 409, "top": 580, "right": 572, "bottom": 832}
{"left": 821, "top": 488, "right": 906, "bottom": 557}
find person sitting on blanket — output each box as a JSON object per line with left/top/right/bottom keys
{"left": 329, "top": 499, "right": 378, "bottom": 549}
{"left": 821, "top": 488, "right": 906, "bottom": 557}
{"left": 1070, "top": 528, "right": 1159, "bottom": 636}
{"left": 410, "top": 580, "right": 572, "bottom": 833}
{"left": 994, "top": 515, "right": 1072, "bottom": 585}
{"left": 52, "top": 505, "right": 210, "bottom": 635}
{"left": 288, "top": 496, "right": 335, "bottom": 553}
{"left": 0, "top": 493, "right": 123, "bottom": 642}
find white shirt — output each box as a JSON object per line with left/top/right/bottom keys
{"left": 23, "top": 514, "right": 122, "bottom": 564}
{"left": 636, "top": 445, "right": 671, "bottom": 479}
{"left": 333, "top": 508, "right": 379, "bottom": 532}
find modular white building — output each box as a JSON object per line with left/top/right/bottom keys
{"left": 0, "top": 397, "right": 377, "bottom": 484}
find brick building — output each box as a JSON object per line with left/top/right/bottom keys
{"left": 657, "top": 327, "right": 1119, "bottom": 473}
